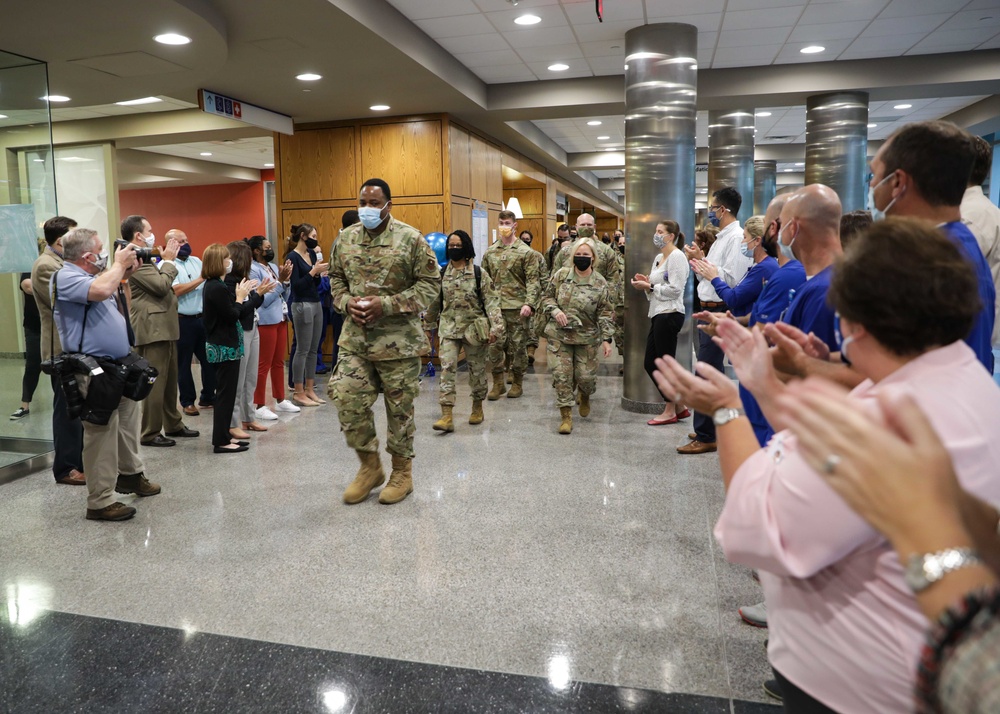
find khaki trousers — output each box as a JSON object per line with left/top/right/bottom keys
{"left": 82, "top": 397, "right": 144, "bottom": 510}
{"left": 138, "top": 340, "right": 184, "bottom": 441}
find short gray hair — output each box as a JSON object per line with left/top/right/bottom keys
{"left": 62, "top": 228, "right": 100, "bottom": 262}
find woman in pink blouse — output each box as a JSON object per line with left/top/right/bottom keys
{"left": 654, "top": 217, "right": 1000, "bottom": 713}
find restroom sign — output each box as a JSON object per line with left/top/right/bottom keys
{"left": 199, "top": 89, "right": 293, "bottom": 135}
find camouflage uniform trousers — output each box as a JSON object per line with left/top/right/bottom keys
{"left": 613, "top": 305, "right": 625, "bottom": 356}
{"left": 438, "top": 337, "right": 488, "bottom": 406}
{"left": 526, "top": 309, "right": 544, "bottom": 349}
{"left": 328, "top": 352, "right": 421, "bottom": 459}
{"left": 488, "top": 309, "right": 529, "bottom": 376}
{"left": 547, "top": 339, "right": 599, "bottom": 408}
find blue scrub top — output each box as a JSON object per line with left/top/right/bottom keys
{"left": 941, "top": 221, "right": 996, "bottom": 374}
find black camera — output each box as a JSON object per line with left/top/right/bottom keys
{"left": 114, "top": 239, "right": 156, "bottom": 264}
{"left": 40, "top": 353, "right": 100, "bottom": 419}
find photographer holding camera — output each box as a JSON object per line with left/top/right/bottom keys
{"left": 53, "top": 228, "right": 161, "bottom": 522}
{"left": 121, "top": 215, "right": 199, "bottom": 447}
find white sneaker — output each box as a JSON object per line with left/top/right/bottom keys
{"left": 739, "top": 602, "right": 768, "bottom": 628}
{"left": 255, "top": 406, "right": 279, "bottom": 421}
{"left": 274, "top": 399, "right": 301, "bottom": 413}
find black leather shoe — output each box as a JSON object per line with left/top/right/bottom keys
{"left": 165, "top": 427, "right": 199, "bottom": 438}
{"left": 141, "top": 434, "right": 176, "bottom": 447}
{"left": 214, "top": 444, "right": 248, "bottom": 453}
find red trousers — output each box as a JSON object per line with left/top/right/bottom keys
{"left": 255, "top": 321, "right": 288, "bottom": 405}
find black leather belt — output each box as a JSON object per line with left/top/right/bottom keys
{"left": 180, "top": 313, "right": 203, "bottom": 318}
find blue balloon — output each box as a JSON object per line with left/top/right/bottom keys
{"left": 425, "top": 232, "right": 449, "bottom": 268}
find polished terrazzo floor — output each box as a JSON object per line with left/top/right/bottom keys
{"left": 0, "top": 352, "right": 777, "bottom": 712}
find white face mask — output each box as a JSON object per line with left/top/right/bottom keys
{"left": 653, "top": 233, "right": 665, "bottom": 249}
{"left": 144, "top": 233, "right": 155, "bottom": 248}
{"left": 92, "top": 250, "right": 109, "bottom": 271}
{"left": 777, "top": 223, "right": 796, "bottom": 260}
{"left": 225, "top": 259, "right": 233, "bottom": 275}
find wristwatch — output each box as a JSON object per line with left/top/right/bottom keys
{"left": 904, "top": 548, "right": 984, "bottom": 593}
{"left": 712, "top": 406, "right": 745, "bottom": 427}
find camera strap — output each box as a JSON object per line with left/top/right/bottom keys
{"left": 51, "top": 270, "right": 93, "bottom": 355}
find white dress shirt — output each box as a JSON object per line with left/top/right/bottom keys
{"left": 646, "top": 249, "right": 689, "bottom": 317}
{"left": 696, "top": 221, "right": 753, "bottom": 302}
{"left": 961, "top": 185, "right": 1000, "bottom": 344}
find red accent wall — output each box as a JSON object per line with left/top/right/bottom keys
{"left": 119, "top": 171, "right": 273, "bottom": 253}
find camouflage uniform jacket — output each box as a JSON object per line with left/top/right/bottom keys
{"left": 424, "top": 262, "right": 504, "bottom": 340}
{"left": 552, "top": 238, "right": 621, "bottom": 296}
{"left": 328, "top": 216, "right": 441, "bottom": 361}
{"left": 541, "top": 267, "right": 615, "bottom": 345}
{"left": 614, "top": 251, "right": 625, "bottom": 306}
{"left": 480, "top": 239, "right": 543, "bottom": 311}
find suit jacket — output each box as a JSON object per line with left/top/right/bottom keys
{"left": 129, "top": 260, "right": 180, "bottom": 345}
{"left": 31, "top": 249, "right": 64, "bottom": 360}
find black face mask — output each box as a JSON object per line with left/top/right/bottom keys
{"left": 305, "top": 237, "right": 318, "bottom": 250}
{"left": 573, "top": 256, "right": 592, "bottom": 271}
{"left": 263, "top": 249, "right": 275, "bottom": 262}
{"left": 521, "top": 237, "right": 532, "bottom": 246}
{"left": 447, "top": 247, "right": 465, "bottom": 261}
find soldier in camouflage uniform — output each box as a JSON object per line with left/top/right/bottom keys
{"left": 423, "top": 230, "right": 504, "bottom": 432}
{"left": 327, "top": 178, "right": 440, "bottom": 506}
{"left": 612, "top": 229, "right": 626, "bottom": 361}
{"left": 481, "top": 210, "right": 543, "bottom": 400}
{"left": 541, "top": 239, "right": 614, "bottom": 434}
{"left": 519, "top": 230, "right": 546, "bottom": 366}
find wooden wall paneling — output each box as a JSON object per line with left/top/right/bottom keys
{"left": 487, "top": 208, "right": 500, "bottom": 245}
{"left": 280, "top": 208, "right": 342, "bottom": 259}
{"left": 391, "top": 202, "right": 444, "bottom": 236}
{"left": 502, "top": 187, "right": 544, "bottom": 216}
{"left": 450, "top": 201, "right": 472, "bottom": 235}
{"left": 449, "top": 124, "right": 471, "bottom": 200}
{"left": 278, "top": 127, "right": 356, "bottom": 203}
{"left": 469, "top": 134, "right": 490, "bottom": 203}
{"left": 486, "top": 143, "right": 503, "bottom": 205}
{"left": 361, "top": 120, "right": 443, "bottom": 198}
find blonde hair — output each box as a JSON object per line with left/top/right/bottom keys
{"left": 201, "top": 243, "right": 229, "bottom": 279}
{"left": 745, "top": 215, "right": 766, "bottom": 240}
{"left": 570, "top": 237, "right": 598, "bottom": 262}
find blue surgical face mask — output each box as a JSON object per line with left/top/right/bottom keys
{"left": 358, "top": 205, "right": 386, "bottom": 230}
{"left": 867, "top": 172, "right": 899, "bottom": 222}
{"left": 740, "top": 238, "right": 755, "bottom": 258}
{"left": 653, "top": 233, "right": 665, "bottom": 249}
{"left": 834, "top": 312, "right": 854, "bottom": 366}
{"left": 707, "top": 210, "right": 721, "bottom": 228}
{"left": 777, "top": 223, "right": 796, "bottom": 260}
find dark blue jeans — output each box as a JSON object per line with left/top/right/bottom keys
{"left": 177, "top": 315, "right": 216, "bottom": 407}
{"left": 692, "top": 311, "right": 727, "bottom": 443}
{"left": 51, "top": 373, "right": 83, "bottom": 481}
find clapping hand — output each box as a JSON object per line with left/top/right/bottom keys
{"left": 162, "top": 238, "right": 180, "bottom": 262}
{"left": 235, "top": 278, "right": 259, "bottom": 302}
{"left": 690, "top": 258, "right": 719, "bottom": 281}
{"left": 257, "top": 277, "right": 278, "bottom": 295}
{"left": 764, "top": 322, "right": 831, "bottom": 376}
{"left": 694, "top": 309, "right": 733, "bottom": 338}
{"left": 684, "top": 243, "right": 705, "bottom": 261}
{"left": 278, "top": 259, "right": 293, "bottom": 283}
{"left": 652, "top": 355, "right": 740, "bottom": 416}
{"left": 631, "top": 273, "right": 651, "bottom": 292}
{"left": 714, "top": 319, "right": 781, "bottom": 399}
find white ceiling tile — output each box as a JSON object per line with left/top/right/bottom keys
{"left": 645, "top": 0, "right": 726, "bottom": 14}
{"left": 515, "top": 44, "right": 585, "bottom": 62}
{"left": 385, "top": 0, "right": 480, "bottom": 21}
{"left": 905, "top": 42, "right": 987, "bottom": 55}
{"left": 721, "top": 8, "right": 796, "bottom": 31}
{"left": 413, "top": 14, "right": 495, "bottom": 38}
{"left": 582, "top": 41, "right": 627, "bottom": 58}
{"left": 799, "top": 2, "right": 884, "bottom": 23}
{"left": 787, "top": 21, "right": 871, "bottom": 43}
{"left": 718, "top": 27, "right": 791, "bottom": 48}
{"left": 776, "top": 38, "right": 853, "bottom": 62}
{"left": 643, "top": 13, "right": 723, "bottom": 33}
{"left": 910, "top": 26, "right": 1000, "bottom": 46}
{"left": 526, "top": 60, "right": 593, "bottom": 78}
{"left": 712, "top": 45, "right": 781, "bottom": 64}
{"left": 587, "top": 55, "right": 629, "bottom": 75}
{"left": 454, "top": 49, "right": 523, "bottom": 68}
{"left": 863, "top": 13, "right": 953, "bottom": 37}
{"left": 437, "top": 32, "right": 510, "bottom": 53}
{"left": 473, "top": 0, "right": 559, "bottom": 10}
{"left": 843, "top": 32, "right": 927, "bottom": 53}
{"left": 877, "top": 0, "right": 963, "bottom": 19}
{"left": 564, "top": 0, "right": 645, "bottom": 23}
{"left": 725, "top": 0, "right": 808, "bottom": 9}
{"left": 978, "top": 31, "right": 1000, "bottom": 48}
{"left": 571, "top": 20, "right": 636, "bottom": 43}
{"left": 504, "top": 25, "right": 577, "bottom": 48}
{"left": 471, "top": 64, "right": 538, "bottom": 82}
{"left": 963, "top": 0, "right": 1000, "bottom": 9}
{"left": 936, "top": 9, "right": 1000, "bottom": 31}
{"left": 483, "top": 4, "right": 568, "bottom": 32}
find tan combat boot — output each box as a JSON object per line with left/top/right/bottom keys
{"left": 507, "top": 373, "right": 523, "bottom": 399}
{"left": 527, "top": 345, "right": 536, "bottom": 365}
{"left": 379, "top": 455, "right": 413, "bottom": 504}
{"left": 432, "top": 405, "right": 454, "bottom": 433}
{"left": 558, "top": 407, "right": 573, "bottom": 435}
{"left": 579, "top": 392, "right": 591, "bottom": 417}
{"left": 343, "top": 451, "right": 386, "bottom": 504}
{"left": 488, "top": 372, "right": 506, "bottom": 400}
{"left": 469, "top": 400, "right": 484, "bottom": 425}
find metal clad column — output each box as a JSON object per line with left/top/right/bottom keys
{"left": 622, "top": 23, "right": 697, "bottom": 412}
{"left": 805, "top": 91, "right": 869, "bottom": 211}
{"left": 753, "top": 160, "right": 777, "bottom": 215}
{"left": 708, "top": 109, "right": 755, "bottom": 223}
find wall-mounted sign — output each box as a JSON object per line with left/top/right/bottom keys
{"left": 199, "top": 90, "right": 294, "bottom": 135}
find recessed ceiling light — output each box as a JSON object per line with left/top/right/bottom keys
{"left": 755, "top": 111, "right": 772, "bottom": 117}
{"left": 868, "top": 123, "right": 878, "bottom": 128}
{"left": 784, "top": 168, "right": 795, "bottom": 172}
{"left": 800, "top": 45, "right": 825, "bottom": 54}
{"left": 41, "top": 95, "right": 70, "bottom": 102}
{"left": 587, "top": 120, "right": 602, "bottom": 126}
{"left": 154, "top": 33, "right": 191, "bottom": 45}
{"left": 370, "top": 104, "right": 390, "bottom": 111}
{"left": 548, "top": 63, "right": 569, "bottom": 72}
{"left": 115, "top": 97, "right": 163, "bottom": 106}
{"left": 893, "top": 103, "right": 912, "bottom": 110}
{"left": 296, "top": 73, "right": 322, "bottom": 81}
{"left": 264, "top": 163, "right": 274, "bottom": 168}
{"left": 597, "top": 135, "right": 610, "bottom": 140}
{"left": 200, "top": 152, "right": 212, "bottom": 156}
{"left": 33, "top": 158, "right": 44, "bottom": 162}
{"left": 514, "top": 14, "right": 541, "bottom": 25}
{"left": 0, "top": 114, "right": 7, "bottom": 119}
